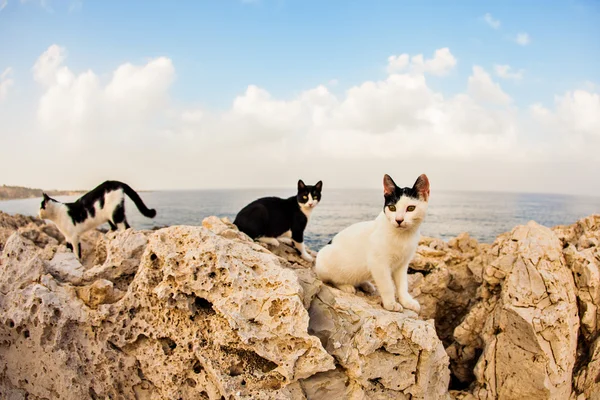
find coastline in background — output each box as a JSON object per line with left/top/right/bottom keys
{"left": 1, "top": 189, "right": 598, "bottom": 250}
{"left": 0, "top": 185, "right": 84, "bottom": 201}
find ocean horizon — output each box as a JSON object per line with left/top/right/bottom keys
{"left": 1, "top": 189, "right": 598, "bottom": 250}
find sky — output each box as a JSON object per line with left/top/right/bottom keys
{"left": 0, "top": 0, "right": 599, "bottom": 196}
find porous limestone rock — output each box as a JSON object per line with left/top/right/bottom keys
{"left": 2, "top": 211, "right": 599, "bottom": 399}
{"left": 0, "top": 218, "right": 336, "bottom": 399}
{"left": 0, "top": 211, "right": 54, "bottom": 252}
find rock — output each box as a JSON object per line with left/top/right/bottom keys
{"left": 1, "top": 211, "right": 600, "bottom": 399}
{"left": 0, "top": 211, "right": 47, "bottom": 252}
{"left": 571, "top": 336, "right": 600, "bottom": 400}
{"left": 407, "top": 234, "right": 483, "bottom": 388}
{"left": 308, "top": 284, "right": 450, "bottom": 399}
{"left": 82, "top": 229, "right": 150, "bottom": 287}
{"left": 554, "top": 216, "right": 600, "bottom": 341}
{"left": 75, "top": 279, "right": 124, "bottom": 308}
{"left": 462, "top": 222, "right": 579, "bottom": 399}
{"left": 0, "top": 216, "right": 336, "bottom": 399}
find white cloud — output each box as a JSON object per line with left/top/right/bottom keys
{"left": 468, "top": 66, "right": 511, "bottom": 105}
{"left": 33, "top": 44, "right": 175, "bottom": 137}
{"left": 1, "top": 44, "right": 599, "bottom": 195}
{"left": 483, "top": 13, "right": 501, "bottom": 29}
{"left": 0, "top": 67, "right": 14, "bottom": 101}
{"left": 515, "top": 33, "right": 531, "bottom": 46}
{"left": 387, "top": 48, "right": 457, "bottom": 76}
{"left": 387, "top": 54, "right": 410, "bottom": 74}
{"left": 33, "top": 44, "right": 67, "bottom": 86}
{"left": 494, "top": 64, "right": 524, "bottom": 80}
{"left": 0, "top": 0, "right": 7, "bottom": 11}
{"left": 532, "top": 90, "right": 600, "bottom": 137}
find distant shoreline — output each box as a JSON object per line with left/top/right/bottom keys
{"left": 0, "top": 185, "right": 85, "bottom": 201}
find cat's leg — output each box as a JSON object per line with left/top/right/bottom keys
{"left": 277, "top": 230, "right": 293, "bottom": 245}
{"left": 107, "top": 220, "right": 118, "bottom": 231}
{"left": 71, "top": 236, "right": 81, "bottom": 259}
{"left": 393, "top": 264, "right": 420, "bottom": 313}
{"left": 257, "top": 237, "right": 279, "bottom": 246}
{"left": 369, "top": 257, "right": 402, "bottom": 312}
{"left": 291, "top": 227, "right": 313, "bottom": 262}
{"left": 112, "top": 202, "right": 129, "bottom": 230}
{"left": 292, "top": 240, "right": 313, "bottom": 262}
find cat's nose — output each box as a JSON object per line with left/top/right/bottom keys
{"left": 396, "top": 218, "right": 404, "bottom": 225}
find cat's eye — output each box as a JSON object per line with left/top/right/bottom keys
{"left": 302, "top": 196, "right": 308, "bottom": 199}
{"left": 388, "top": 205, "right": 396, "bottom": 212}
{"left": 407, "top": 205, "right": 416, "bottom": 212}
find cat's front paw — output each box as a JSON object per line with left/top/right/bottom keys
{"left": 382, "top": 300, "right": 403, "bottom": 312}
{"left": 301, "top": 252, "right": 314, "bottom": 262}
{"left": 400, "top": 297, "right": 421, "bottom": 313}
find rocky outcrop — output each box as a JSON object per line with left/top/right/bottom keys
{"left": 0, "top": 212, "right": 450, "bottom": 399}
{"left": 1, "top": 210, "right": 599, "bottom": 399}
{"left": 472, "top": 223, "right": 578, "bottom": 399}
{"left": 553, "top": 216, "right": 600, "bottom": 400}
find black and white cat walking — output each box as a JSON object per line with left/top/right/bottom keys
{"left": 39, "top": 180, "right": 156, "bottom": 259}
{"left": 234, "top": 180, "right": 322, "bottom": 262}
{"left": 315, "top": 174, "right": 430, "bottom": 313}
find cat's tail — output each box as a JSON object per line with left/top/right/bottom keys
{"left": 121, "top": 183, "right": 157, "bottom": 218}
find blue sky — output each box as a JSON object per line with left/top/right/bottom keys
{"left": 2, "top": 0, "right": 598, "bottom": 107}
{"left": 0, "top": 0, "right": 599, "bottom": 195}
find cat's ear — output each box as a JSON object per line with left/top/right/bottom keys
{"left": 315, "top": 180, "right": 323, "bottom": 192}
{"left": 298, "top": 180, "right": 306, "bottom": 191}
{"left": 42, "top": 193, "right": 49, "bottom": 201}
{"left": 383, "top": 174, "right": 396, "bottom": 196}
{"left": 413, "top": 174, "right": 430, "bottom": 201}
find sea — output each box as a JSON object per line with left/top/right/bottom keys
{"left": 1, "top": 190, "right": 598, "bottom": 250}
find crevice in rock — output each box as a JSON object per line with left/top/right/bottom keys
{"left": 192, "top": 296, "right": 215, "bottom": 318}
{"left": 112, "top": 273, "right": 136, "bottom": 292}
{"left": 89, "top": 386, "right": 100, "bottom": 400}
{"left": 219, "top": 346, "right": 278, "bottom": 374}
{"left": 408, "top": 267, "right": 432, "bottom": 276}
{"left": 574, "top": 330, "right": 598, "bottom": 377}
{"left": 159, "top": 337, "right": 177, "bottom": 356}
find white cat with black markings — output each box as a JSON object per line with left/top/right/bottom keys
{"left": 39, "top": 180, "right": 156, "bottom": 259}
{"left": 315, "top": 174, "right": 430, "bottom": 313}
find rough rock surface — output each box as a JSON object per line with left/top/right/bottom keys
{"left": 471, "top": 223, "right": 579, "bottom": 399}
{"left": 0, "top": 213, "right": 450, "bottom": 399}
{"left": 2, "top": 210, "right": 599, "bottom": 399}
{"left": 553, "top": 216, "right": 600, "bottom": 400}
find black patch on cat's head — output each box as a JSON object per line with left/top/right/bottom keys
{"left": 297, "top": 179, "right": 323, "bottom": 204}
{"left": 382, "top": 174, "right": 430, "bottom": 210}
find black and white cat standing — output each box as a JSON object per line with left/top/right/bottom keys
{"left": 234, "top": 180, "right": 322, "bottom": 262}
{"left": 39, "top": 180, "right": 156, "bottom": 259}
{"left": 315, "top": 174, "right": 430, "bottom": 313}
